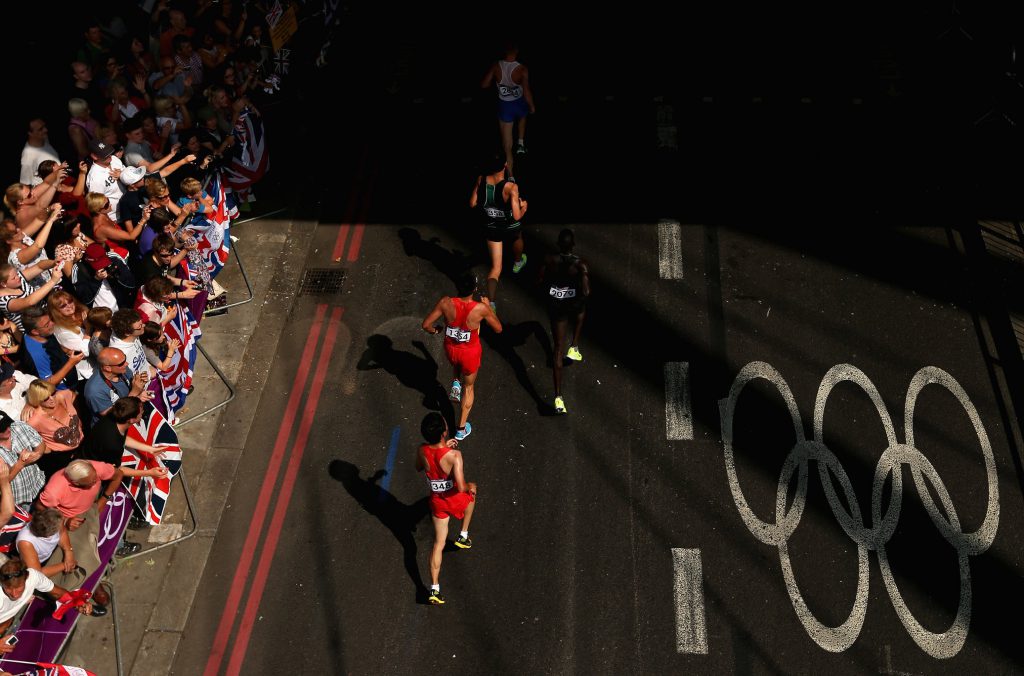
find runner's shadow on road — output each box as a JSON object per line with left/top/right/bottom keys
{"left": 328, "top": 460, "right": 436, "bottom": 604}
{"left": 398, "top": 228, "right": 479, "bottom": 285}
{"left": 481, "top": 319, "right": 557, "bottom": 416}
{"left": 356, "top": 335, "right": 456, "bottom": 425}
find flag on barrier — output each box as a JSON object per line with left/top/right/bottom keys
{"left": 189, "top": 169, "right": 237, "bottom": 280}
{"left": 222, "top": 106, "right": 268, "bottom": 201}
{"left": 121, "top": 402, "right": 183, "bottom": 525}
{"left": 159, "top": 301, "right": 200, "bottom": 416}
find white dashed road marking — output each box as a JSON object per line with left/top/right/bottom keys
{"left": 658, "top": 220, "right": 683, "bottom": 280}
{"left": 672, "top": 548, "right": 708, "bottom": 654}
{"left": 664, "top": 362, "right": 692, "bottom": 440}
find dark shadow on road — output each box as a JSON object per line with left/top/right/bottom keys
{"left": 328, "top": 460, "right": 432, "bottom": 604}
{"left": 480, "top": 319, "right": 556, "bottom": 416}
{"left": 398, "top": 227, "right": 480, "bottom": 287}
{"left": 356, "top": 335, "right": 456, "bottom": 426}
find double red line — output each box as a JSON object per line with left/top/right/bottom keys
{"left": 332, "top": 149, "right": 376, "bottom": 263}
{"left": 204, "top": 304, "right": 343, "bottom": 676}
{"left": 205, "top": 146, "right": 375, "bottom": 676}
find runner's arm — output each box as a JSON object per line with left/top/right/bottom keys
{"left": 580, "top": 260, "right": 591, "bottom": 297}
{"left": 469, "top": 176, "right": 481, "bottom": 207}
{"left": 450, "top": 450, "right": 469, "bottom": 493}
{"left": 421, "top": 298, "right": 446, "bottom": 334}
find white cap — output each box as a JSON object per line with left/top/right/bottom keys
{"left": 119, "top": 165, "right": 146, "bottom": 186}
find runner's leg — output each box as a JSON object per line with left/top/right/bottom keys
{"left": 486, "top": 240, "right": 503, "bottom": 302}
{"left": 499, "top": 119, "right": 515, "bottom": 174}
{"left": 571, "top": 308, "right": 586, "bottom": 348}
{"left": 461, "top": 483, "right": 477, "bottom": 532}
{"left": 430, "top": 515, "right": 449, "bottom": 586}
{"left": 551, "top": 316, "right": 567, "bottom": 397}
{"left": 459, "top": 369, "right": 478, "bottom": 430}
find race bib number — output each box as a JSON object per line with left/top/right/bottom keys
{"left": 430, "top": 479, "right": 453, "bottom": 493}
{"left": 549, "top": 286, "right": 576, "bottom": 300}
{"left": 498, "top": 84, "right": 523, "bottom": 98}
{"left": 445, "top": 326, "right": 471, "bottom": 343}
{"left": 484, "top": 207, "right": 505, "bottom": 219}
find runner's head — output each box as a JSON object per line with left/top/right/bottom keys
{"left": 558, "top": 228, "right": 575, "bottom": 254}
{"left": 421, "top": 412, "right": 447, "bottom": 444}
{"left": 484, "top": 152, "right": 506, "bottom": 176}
{"left": 455, "top": 272, "right": 477, "bottom": 298}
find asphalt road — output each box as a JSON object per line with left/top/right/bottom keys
{"left": 169, "top": 16, "right": 1024, "bottom": 676}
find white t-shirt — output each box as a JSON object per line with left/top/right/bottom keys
{"left": 0, "top": 371, "right": 35, "bottom": 420}
{"left": 110, "top": 335, "right": 153, "bottom": 378}
{"left": 15, "top": 527, "right": 60, "bottom": 567}
{"left": 92, "top": 280, "right": 119, "bottom": 312}
{"left": 20, "top": 142, "right": 60, "bottom": 186}
{"left": 86, "top": 156, "right": 126, "bottom": 221}
{"left": 0, "top": 567, "right": 54, "bottom": 622}
{"left": 53, "top": 325, "right": 94, "bottom": 380}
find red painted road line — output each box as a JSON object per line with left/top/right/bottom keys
{"left": 204, "top": 304, "right": 328, "bottom": 676}
{"left": 331, "top": 147, "right": 368, "bottom": 260}
{"left": 346, "top": 223, "right": 365, "bottom": 262}
{"left": 226, "top": 306, "right": 344, "bottom": 676}
{"left": 331, "top": 223, "right": 351, "bottom": 262}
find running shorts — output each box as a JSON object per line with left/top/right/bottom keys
{"left": 445, "top": 341, "right": 482, "bottom": 375}
{"left": 497, "top": 97, "right": 529, "bottom": 123}
{"left": 430, "top": 491, "right": 475, "bottom": 520}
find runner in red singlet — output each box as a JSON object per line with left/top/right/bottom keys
{"left": 421, "top": 273, "right": 502, "bottom": 441}
{"left": 416, "top": 412, "right": 478, "bottom": 605}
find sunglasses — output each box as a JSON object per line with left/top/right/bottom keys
{"left": 0, "top": 570, "right": 27, "bottom": 582}
{"left": 107, "top": 357, "right": 127, "bottom": 368}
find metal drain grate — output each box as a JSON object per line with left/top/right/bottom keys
{"left": 299, "top": 268, "right": 346, "bottom": 296}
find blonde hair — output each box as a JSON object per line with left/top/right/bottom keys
{"left": 68, "top": 98, "right": 89, "bottom": 117}
{"left": 25, "top": 379, "right": 56, "bottom": 407}
{"left": 86, "top": 192, "right": 109, "bottom": 215}
{"left": 2, "top": 184, "right": 24, "bottom": 213}
{"left": 180, "top": 177, "right": 202, "bottom": 197}
{"left": 46, "top": 288, "right": 88, "bottom": 331}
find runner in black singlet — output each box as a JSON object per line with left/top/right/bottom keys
{"left": 538, "top": 229, "right": 589, "bottom": 414}
{"left": 468, "top": 153, "right": 528, "bottom": 314}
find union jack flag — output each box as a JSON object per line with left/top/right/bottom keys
{"left": 222, "top": 107, "right": 269, "bottom": 201}
{"left": 189, "top": 169, "right": 237, "bottom": 279}
{"left": 158, "top": 302, "right": 200, "bottom": 416}
{"left": 121, "top": 402, "right": 183, "bottom": 525}
{"left": 0, "top": 506, "right": 30, "bottom": 553}
{"left": 14, "top": 663, "right": 97, "bottom": 676}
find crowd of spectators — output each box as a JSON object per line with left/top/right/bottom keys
{"left": 0, "top": 0, "right": 276, "bottom": 642}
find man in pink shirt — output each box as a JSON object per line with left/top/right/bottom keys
{"left": 35, "top": 459, "right": 122, "bottom": 592}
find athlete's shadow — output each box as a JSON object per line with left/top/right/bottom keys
{"left": 398, "top": 228, "right": 478, "bottom": 286}
{"left": 481, "top": 319, "right": 557, "bottom": 416}
{"left": 356, "top": 335, "right": 455, "bottom": 424}
{"left": 328, "top": 460, "right": 435, "bottom": 604}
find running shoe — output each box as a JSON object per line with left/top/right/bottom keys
{"left": 515, "top": 143, "right": 527, "bottom": 155}
{"left": 554, "top": 396, "right": 567, "bottom": 414}
{"left": 454, "top": 535, "right": 473, "bottom": 549}
{"left": 566, "top": 345, "right": 583, "bottom": 361}
{"left": 454, "top": 422, "right": 472, "bottom": 441}
{"left": 428, "top": 589, "right": 446, "bottom": 605}
{"left": 512, "top": 254, "right": 527, "bottom": 273}
{"left": 449, "top": 379, "right": 462, "bottom": 402}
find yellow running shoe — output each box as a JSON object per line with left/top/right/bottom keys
{"left": 454, "top": 535, "right": 473, "bottom": 549}
{"left": 428, "top": 589, "right": 446, "bottom": 605}
{"left": 566, "top": 345, "right": 582, "bottom": 361}
{"left": 554, "top": 396, "right": 567, "bottom": 414}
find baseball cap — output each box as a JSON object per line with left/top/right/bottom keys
{"left": 83, "top": 243, "right": 112, "bottom": 271}
{"left": 88, "top": 139, "right": 115, "bottom": 159}
{"left": 0, "top": 362, "right": 14, "bottom": 383}
{"left": 120, "top": 165, "right": 146, "bottom": 186}
{"left": 0, "top": 410, "right": 12, "bottom": 433}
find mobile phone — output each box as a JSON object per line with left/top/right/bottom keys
{"left": 4, "top": 634, "right": 18, "bottom": 646}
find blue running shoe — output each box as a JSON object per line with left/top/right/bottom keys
{"left": 454, "top": 422, "right": 472, "bottom": 441}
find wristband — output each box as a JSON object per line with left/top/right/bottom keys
{"left": 103, "top": 493, "right": 115, "bottom": 499}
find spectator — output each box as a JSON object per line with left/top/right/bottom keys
{"left": 73, "top": 243, "right": 137, "bottom": 312}
{"left": 75, "top": 396, "right": 168, "bottom": 529}
{"left": 148, "top": 57, "right": 194, "bottom": 103}
{"left": 15, "top": 508, "right": 74, "bottom": 580}
{"left": 0, "top": 264, "right": 64, "bottom": 333}
{"left": 21, "top": 379, "right": 82, "bottom": 479}
{"left": 75, "top": 22, "right": 114, "bottom": 75}
{"left": 0, "top": 556, "right": 102, "bottom": 641}
{"left": 86, "top": 193, "right": 138, "bottom": 261}
{"left": 19, "top": 306, "right": 82, "bottom": 393}
{"left": 4, "top": 173, "right": 62, "bottom": 233}
{"left": 109, "top": 309, "right": 157, "bottom": 388}
{"left": 34, "top": 459, "right": 125, "bottom": 590}
{"left": 66, "top": 64, "right": 106, "bottom": 137}
{"left": 85, "top": 307, "right": 113, "bottom": 359}
{"left": 2, "top": 206, "right": 63, "bottom": 289}
{"left": 141, "top": 321, "right": 180, "bottom": 374}
{"left": 83, "top": 347, "right": 150, "bottom": 425}
{"left": 0, "top": 362, "right": 34, "bottom": 421}
{"left": 105, "top": 78, "right": 151, "bottom": 136}
{"left": 20, "top": 119, "right": 60, "bottom": 187}
{"left": 0, "top": 410, "right": 46, "bottom": 513}
{"left": 46, "top": 289, "right": 93, "bottom": 382}
{"left": 37, "top": 160, "right": 89, "bottom": 222}
{"left": 159, "top": 9, "right": 195, "bottom": 60}
{"left": 172, "top": 34, "right": 203, "bottom": 89}
{"left": 84, "top": 139, "right": 126, "bottom": 221}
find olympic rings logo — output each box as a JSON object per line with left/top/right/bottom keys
{"left": 719, "top": 362, "right": 1000, "bottom": 658}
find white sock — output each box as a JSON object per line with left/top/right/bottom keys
{"left": 431, "top": 584, "right": 439, "bottom": 592}
{"left": 517, "top": 139, "right": 524, "bottom": 146}
{"left": 460, "top": 530, "right": 469, "bottom": 539}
